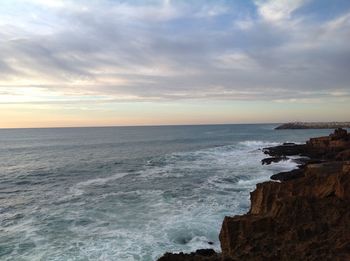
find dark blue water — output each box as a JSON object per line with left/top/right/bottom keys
{"left": 0, "top": 124, "right": 332, "bottom": 260}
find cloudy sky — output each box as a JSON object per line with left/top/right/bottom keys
{"left": 1, "top": 0, "right": 350, "bottom": 127}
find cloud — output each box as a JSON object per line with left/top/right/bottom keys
{"left": 255, "top": 0, "right": 307, "bottom": 22}
{"left": 0, "top": 0, "right": 349, "bottom": 106}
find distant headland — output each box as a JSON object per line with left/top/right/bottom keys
{"left": 275, "top": 122, "right": 350, "bottom": 130}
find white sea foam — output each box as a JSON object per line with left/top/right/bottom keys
{"left": 238, "top": 140, "right": 280, "bottom": 148}
{"left": 52, "top": 142, "right": 299, "bottom": 260}
{"left": 67, "top": 172, "right": 130, "bottom": 197}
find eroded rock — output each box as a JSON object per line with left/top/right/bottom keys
{"left": 158, "top": 249, "right": 221, "bottom": 261}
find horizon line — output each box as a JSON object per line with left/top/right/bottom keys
{"left": 0, "top": 122, "right": 282, "bottom": 130}
{"left": 2, "top": 121, "right": 349, "bottom": 130}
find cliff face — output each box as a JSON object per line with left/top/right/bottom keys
{"left": 220, "top": 129, "right": 350, "bottom": 261}
{"left": 220, "top": 161, "right": 350, "bottom": 260}
{"left": 158, "top": 129, "right": 350, "bottom": 261}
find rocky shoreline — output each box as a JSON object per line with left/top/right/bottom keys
{"left": 158, "top": 128, "right": 350, "bottom": 260}
{"left": 275, "top": 122, "right": 350, "bottom": 129}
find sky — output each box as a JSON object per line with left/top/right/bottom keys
{"left": 0, "top": 0, "right": 350, "bottom": 128}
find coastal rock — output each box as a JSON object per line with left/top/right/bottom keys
{"left": 261, "top": 156, "right": 287, "bottom": 165}
{"left": 305, "top": 129, "right": 350, "bottom": 159}
{"left": 336, "top": 149, "right": 350, "bottom": 161}
{"left": 270, "top": 168, "right": 304, "bottom": 181}
{"left": 330, "top": 128, "right": 349, "bottom": 140}
{"left": 157, "top": 249, "right": 221, "bottom": 261}
{"left": 219, "top": 130, "right": 350, "bottom": 260}
{"left": 263, "top": 128, "right": 350, "bottom": 164}
{"left": 219, "top": 160, "right": 350, "bottom": 260}
{"left": 263, "top": 144, "right": 307, "bottom": 157}
{"left": 275, "top": 122, "right": 350, "bottom": 130}
{"left": 159, "top": 129, "right": 350, "bottom": 261}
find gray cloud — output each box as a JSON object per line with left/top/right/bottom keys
{"left": 0, "top": 0, "right": 350, "bottom": 104}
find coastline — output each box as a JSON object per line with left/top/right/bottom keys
{"left": 275, "top": 122, "right": 350, "bottom": 130}
{"left": 158, "top": 128, "right": 350, "bottom": 260}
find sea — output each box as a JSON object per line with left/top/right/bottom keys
{"left": 0, "top": 124, "right": 332, "bottom": 260}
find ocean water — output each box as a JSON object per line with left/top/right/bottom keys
{"left": 0, "top": 124, "right": 332, "bottom": 260}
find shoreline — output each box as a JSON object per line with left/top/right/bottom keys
{"left": 275, "top": 122, "right": 350, "bottom": 130}
{"left": 158, "top": 128, "right": 350, "bottom": 260}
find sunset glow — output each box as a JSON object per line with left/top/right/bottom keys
{"left": 1, "top": 0, "right": 350, "bottom": 128}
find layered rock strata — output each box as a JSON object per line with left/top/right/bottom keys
{"left": 158, "top": 129, "right": 350, "bottom": 261}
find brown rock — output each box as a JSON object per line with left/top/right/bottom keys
{"left": 220, "top": 160, "right": 350, "bottom": 260}
{"left": 306, "top": 129, "right": 350, "bottom": 158}
{"left": 330, "top": 128, "right": 349, "bottom": 140}
{"left": 336, "top": 149, "right": 350, "bottom": 161}
{"left": 270, "top": 168, "right": 304, "bottom": 181}
{"left": 157, "top": 249, "right": 222, "bottom": 261}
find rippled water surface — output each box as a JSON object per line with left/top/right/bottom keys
{"left": 0, "top": 124, "right": 331, "bottom": 260}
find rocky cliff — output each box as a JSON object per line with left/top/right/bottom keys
{"left": 158, "top": 129, "right": 350, "bottom": 261}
